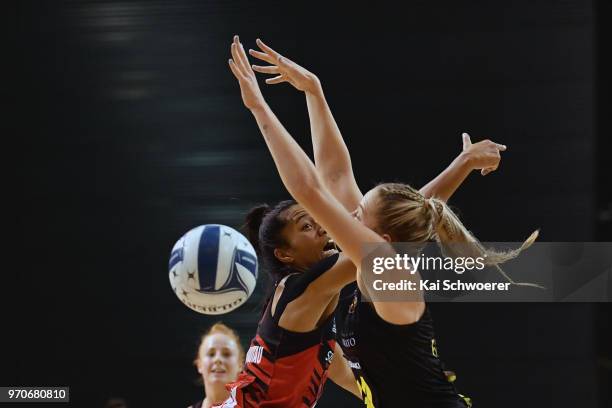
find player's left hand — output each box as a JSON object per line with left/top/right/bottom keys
{"left": 249, "top": 39, "right": 320, "bottom": 93}
{"left": 462, "top": 132, "right": 507, "bottom": 176}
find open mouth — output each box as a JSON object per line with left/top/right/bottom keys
{"left": 322, "top": 239, "right": 339, "bottom": 257}
{"left": 323, "top": 239, "right": 336, "bottom": 251}
{"left": 211, "top": 367, "right": 227, "bottom": 374}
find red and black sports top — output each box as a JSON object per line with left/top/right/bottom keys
{"left": 226, "top": 253, "right": 340, "bottom": 407}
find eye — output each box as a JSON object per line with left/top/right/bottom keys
{"left": 302, "top": 223, "right": 312, "bottom": 231}
{"left": 223, "top": 351, "right": 232, "bottom": 358}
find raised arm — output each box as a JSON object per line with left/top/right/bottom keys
{"left": 229, "top": 35, "right": 423, "bottom": 324}
{"left": 305, "top": 85, "right": 363, "bottom": 210}
{"left": 249, "top": 41, "right": 508, "bottom": 208}
{"left": 249, "top": 39, "right": 362, "bottom": 211}
{"left": 419, "top": 133, "right": 508, "bottom": 201}
{"left": 228, "top": 35, "right": 376, "bottom": 254}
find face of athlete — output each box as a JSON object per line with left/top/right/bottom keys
{"left": 196, "top": 333, "right": 241, "bottom": 388}
{"left": 276, "top": 204, "right": 336, "bottom": 271}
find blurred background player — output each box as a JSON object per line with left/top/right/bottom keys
{"left": 190, "top": 323, "right": 245, "bottom": 408}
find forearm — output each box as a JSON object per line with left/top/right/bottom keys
{"left": 304, "top": 85, "right": 363, "bottom": 211}
{"left": 305, "top": 85, "right": 354, "bottom": 183}
{"left": 419, "top": 152, "right": 472, "bottom": 202}
{"left": 250, "top": 104, "right": 322, "bottom": 201}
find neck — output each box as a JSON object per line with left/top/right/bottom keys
{"left": 289, "top": 262, "right": 306, "bottom": 272}
{"left": 203, "top": 384, "right": 229, "bottom": 408}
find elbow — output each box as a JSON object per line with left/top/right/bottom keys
{"left": 321, "top": 165, "right": 352, "bottom": 184}
{"left": 323, "top": 169, "right": 346, "bottom": 184}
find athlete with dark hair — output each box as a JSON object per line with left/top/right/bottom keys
{"left": 224, "top": 199, "right": 355, "bottom": 407}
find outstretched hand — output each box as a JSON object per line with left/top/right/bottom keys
{"left": 228, "top": 35, "right": 266, "bottom": 110}
{"left": 462, "top": 132, "right": 507, "bottom": 176}
{"left": 249, "top": 39, "right": 320, "bottom": 93}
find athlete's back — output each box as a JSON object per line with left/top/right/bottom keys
{"left": 336, "top": 282, "right": 470, "bottom": 407}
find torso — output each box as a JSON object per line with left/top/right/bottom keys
{"left": 273, "top": 276, "right": 339, "bottom": 332}
{"left": 227, "top": 254, "right": 340, "bottom": 407}
{"left": 335, "top": 282, "right": 468, "bottom": 408}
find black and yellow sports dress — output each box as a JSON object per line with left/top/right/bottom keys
{"left": 336, "top": 282, "right": 471, "bottom": 408}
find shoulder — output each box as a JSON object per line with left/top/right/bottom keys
{"left": 271, "top": 273, "right": 298, "bottom": 317}
{"left": 288, "top": 252, "right": 342, "bottom": 289}
{"left": 310, "top": 252, "right": 342, "bottom": 274}
{"left": 363, "top": 299, "right": 428, "bottom": 328}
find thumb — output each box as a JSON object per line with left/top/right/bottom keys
{"left": 462, "top": 132, "right": 472, "bottom": 150}
{"left": 481, "top": 168, "right": 493, "bottom": 176}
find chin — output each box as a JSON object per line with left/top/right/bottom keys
{"left": 207, "top": 374, "right": 230, "bottom": 384}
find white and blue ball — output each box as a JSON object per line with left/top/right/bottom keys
{"left": 169, "top": 224, "right": 258, "bottom": 315}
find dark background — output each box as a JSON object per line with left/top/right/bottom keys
{"left": 13, "top": 0, "right": 611, "bottom": 407}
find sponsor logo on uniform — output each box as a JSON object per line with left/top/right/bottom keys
{"left": 348, "top": 360, "right": 361, "bottom": 370}
{"left": 342, "top": 337, "right": 356, "bottom": 347}
{"left": 245, "top": 345, "right": 264, "bottom": 364}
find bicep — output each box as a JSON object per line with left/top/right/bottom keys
{"left": 307, "top": 254, "right": 356, "bottom": 296}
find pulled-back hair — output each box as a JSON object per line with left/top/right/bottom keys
{"left": 243, "top": 200, "right": 296, "bottom": 282}
{"left": 375, "top": 183, "right": 540, "bottom": 287}
{"left": 194, "top": 322, "right": 245, "bottom": 367}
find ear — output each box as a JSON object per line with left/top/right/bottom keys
{"left": 273, "top": 247, "right": 294, "bottom": 264}
{"left": 381, "top": 233, "right": 392, "bottom": 243}
{"left": 195, "top": 358, "right": 203, "bottom": 375}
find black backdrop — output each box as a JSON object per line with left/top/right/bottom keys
{"left": 14, "top": 1, "right": 611, "bottom": 407}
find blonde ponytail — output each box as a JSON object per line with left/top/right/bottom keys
{"left": 375, "top": 183, "right": 542, "bottom": 288}
{"left": 429, "top": 197, "right": 542, "bottom": 288}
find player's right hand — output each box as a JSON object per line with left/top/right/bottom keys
{"left": 461, "top": 132, "right": 507, "bottom": 176}
{"left": 228, "top": 35, "right": 267, "bottom": 110}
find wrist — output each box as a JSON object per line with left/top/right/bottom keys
{"left": 249, "top": 102, "right": 270, "bottom": 115}
{"left": 305, "top": 76, "right": 323, "bottom": 96}
{"left": 457, "top": 151, "right": 474, "bottom": 170}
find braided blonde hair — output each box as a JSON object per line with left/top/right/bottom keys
{"left": 374, "top": 183, "right": 540, "bottom": 287}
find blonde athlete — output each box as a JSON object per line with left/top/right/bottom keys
{"left": 229, "top": 36, "right": 537, "bottom": 407}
